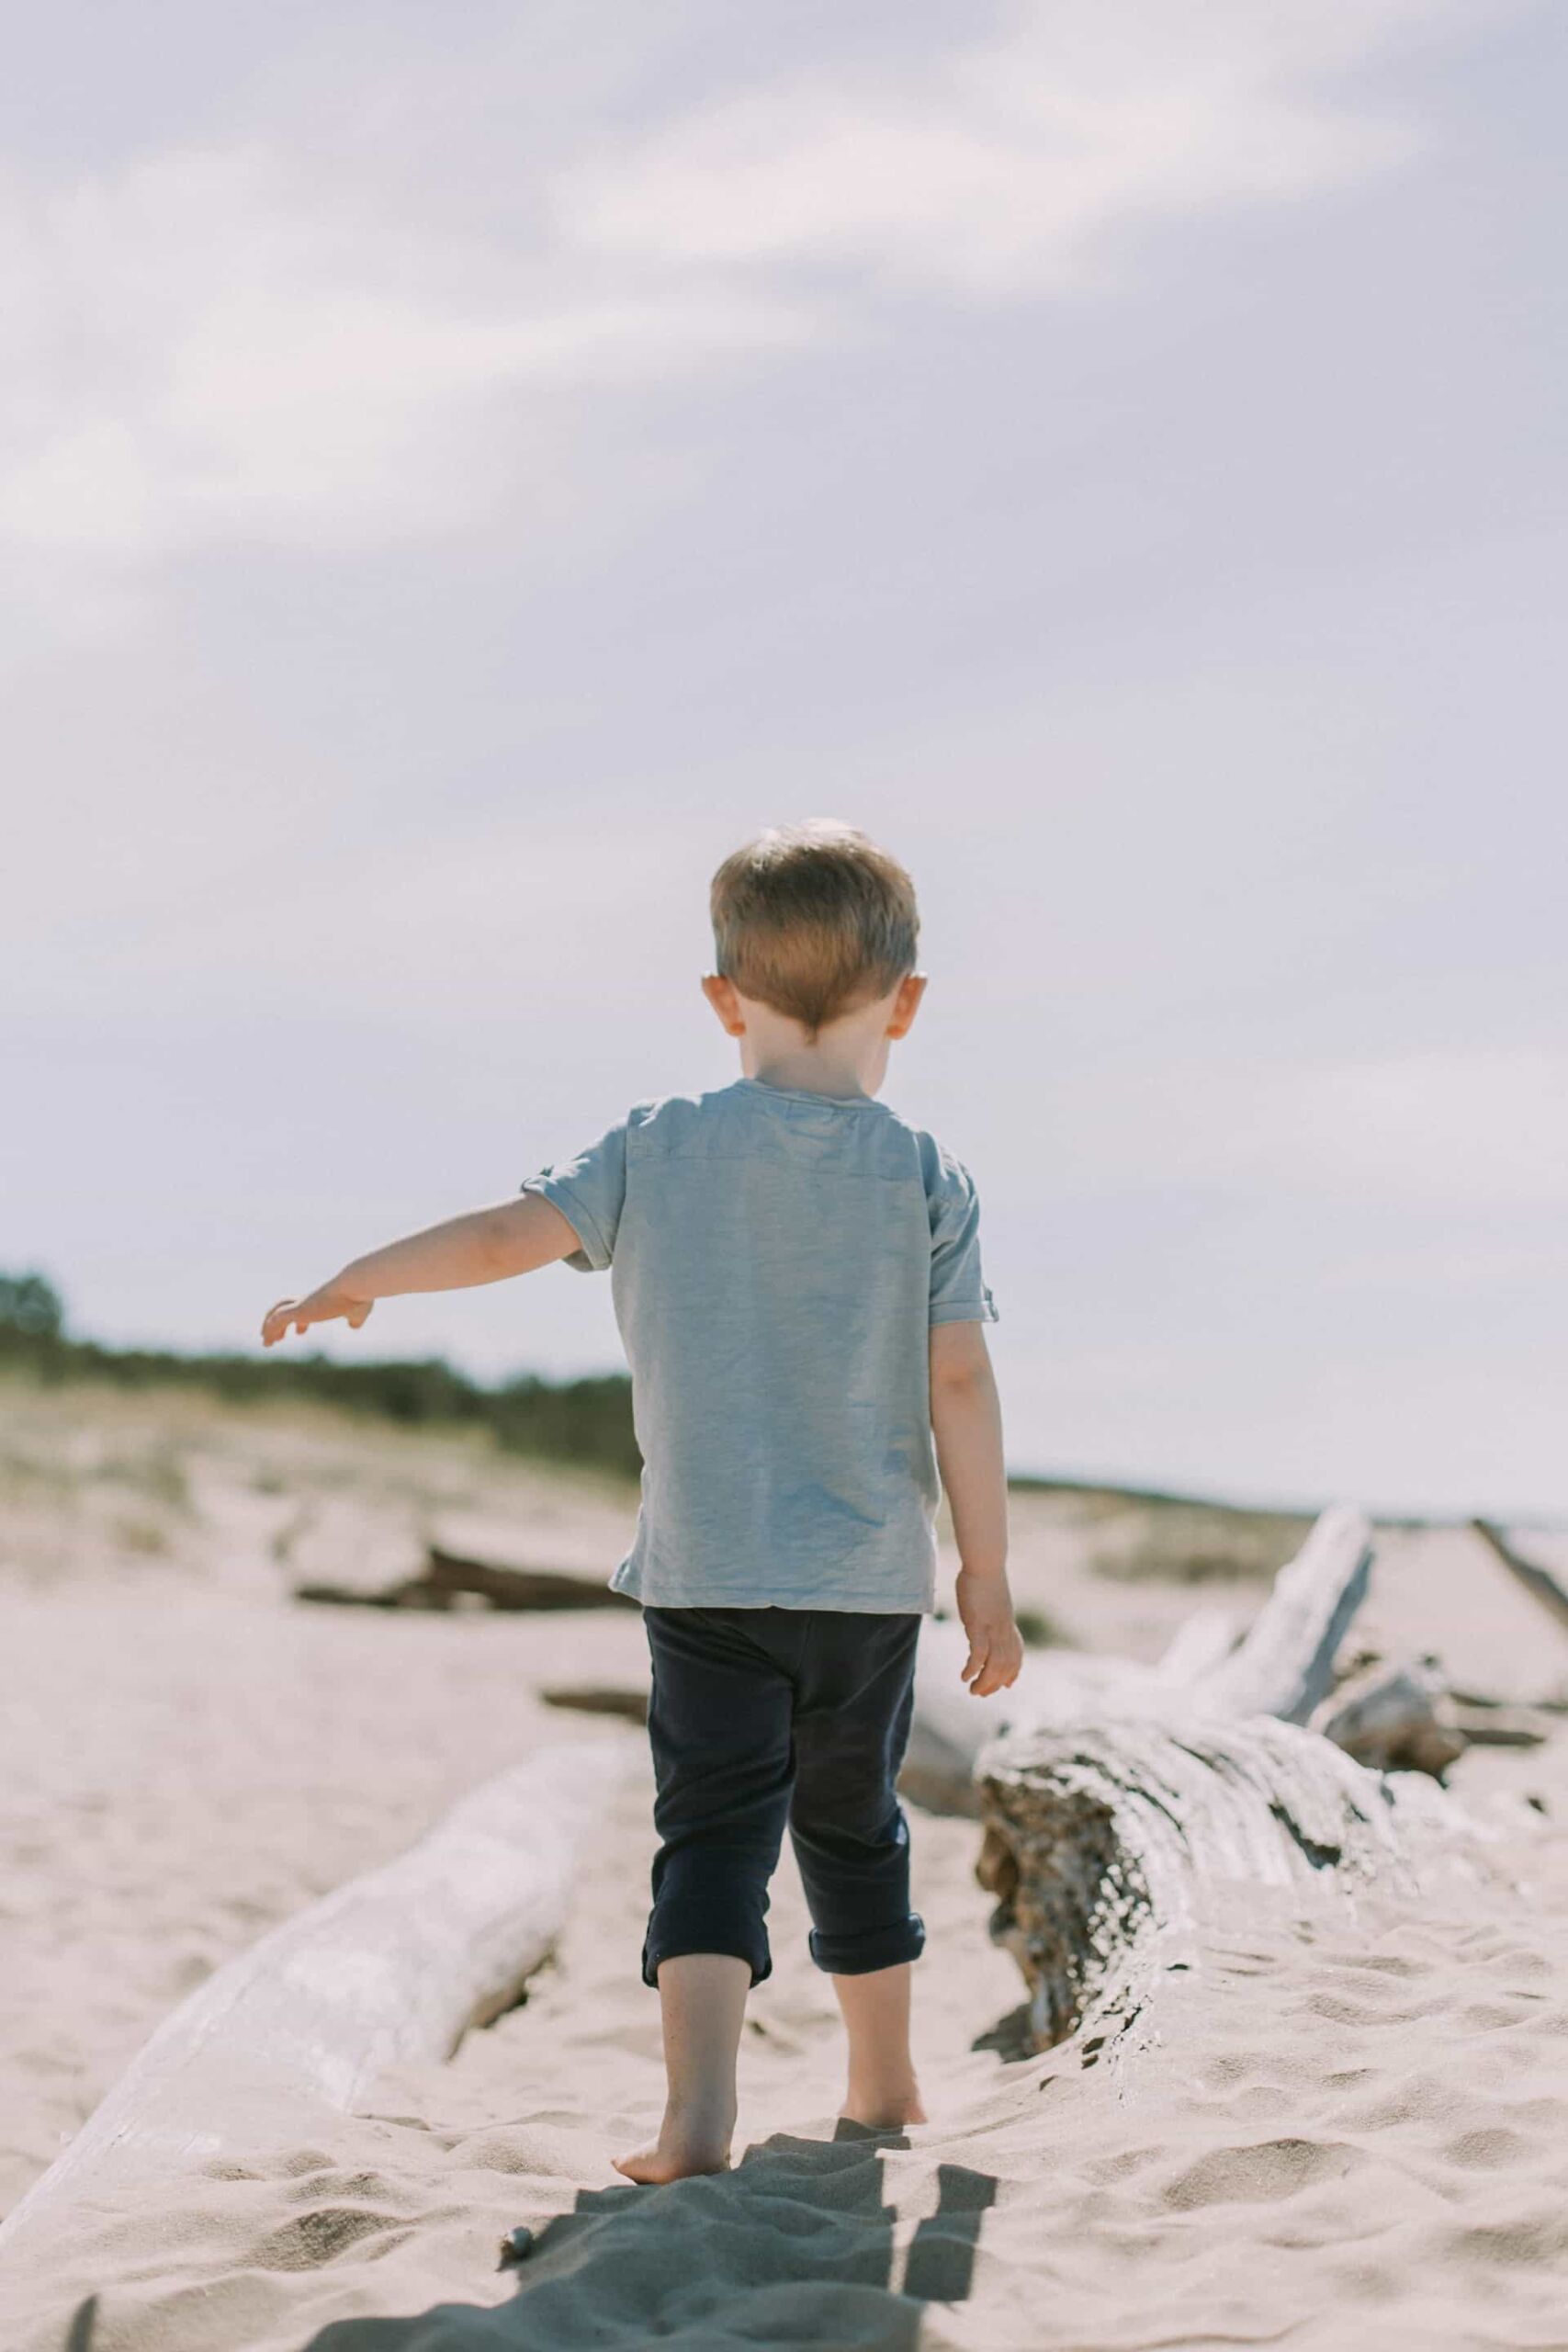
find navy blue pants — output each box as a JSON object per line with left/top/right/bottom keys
{"left": 641, "top": 1605, "right": 926, "bottom": 1988}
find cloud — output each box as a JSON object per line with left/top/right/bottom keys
{"left": 0, "top": 1, "right": 1507, "bottom": 577}
{"left": 1247, "top": 1048, "right": 1568, "bottom": 1213}
{"left": 1076, "top": 1047, "right": 1568, "bottom": 1216}
{"left": 555, "top": 0, "right": 1444, "bottom": 297}
{"left": 0, "top": 139, "right": 813, "bottom": 571}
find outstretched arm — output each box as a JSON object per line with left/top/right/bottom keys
{"left": 261, "top": 1194, "right": 581, "bottom": 1347}
{"left": 929, "top": 1318, "right": 1022, "bottom": 1698}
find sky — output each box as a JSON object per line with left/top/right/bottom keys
{"left": 5, "top": 0, "right": 1564, "bottom": 1518}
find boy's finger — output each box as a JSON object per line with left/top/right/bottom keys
{"left": 960, "top": 1638, "right": 984, "bottom": 1685}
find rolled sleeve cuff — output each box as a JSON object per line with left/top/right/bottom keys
{"left": 929, "top": 1285, "right": 998, "bottom": 1328}
{"left": 519, "top": 1174, "right": 613, "bottom": 1272}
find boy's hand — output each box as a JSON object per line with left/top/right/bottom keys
{"left": 261, "top": 1283, "right": 374, "bottom": 1348}
{"left": 954, "top": 1566, "right": 1024, "bottom": 1698}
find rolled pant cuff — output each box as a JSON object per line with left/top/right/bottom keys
{"left": 642, "top": 1932, "right": 773, "bottom": 1991}
{"left": 807, "top": 1912, "right": 926, "bottom": 1977}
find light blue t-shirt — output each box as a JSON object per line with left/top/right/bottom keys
{"left": 521, "top": 1077, "right": 998, "bottom": 1612}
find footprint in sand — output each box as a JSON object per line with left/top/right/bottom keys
{"left": 1439, "top": 2126, "right": 1540, "bottom": 2170}
{"left": 1160, "top": 2136, "right": 1359, "bottom": 2211}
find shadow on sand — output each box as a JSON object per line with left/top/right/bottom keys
{"left": 302, "top": 2121, "right": 997, "bottom": 2350}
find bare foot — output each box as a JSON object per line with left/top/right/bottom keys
{"left": 840, "top": 2081, "right": 928, "bottom": 2132}
{"left": 614, "top": 2108, "right": 733, "bottom": 2184}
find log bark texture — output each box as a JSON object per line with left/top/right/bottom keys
{"left": 976, "top": 1714, "right": 1460, "bottom": 2058}
{"left": 970, "top": 1504, "right": 1497, "bottom": 2062}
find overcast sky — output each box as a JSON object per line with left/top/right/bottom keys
{"left": 6, "top": 0, "right": 1564, "bottom": 1517}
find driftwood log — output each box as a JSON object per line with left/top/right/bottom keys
{"left": 976, "top": 1713, "right": 1459, "bottom": 2058}
{"left": 543, "top": 1683, "right": 649, "bottom": 1724}
{"left": 1472, "top": 1518, "right": 1568, "bottom": 1637}
{"left": 904, "top": 1503, "right": 1375, "bottom": 1817}
{"left": 0, "top": 1738, "right": 634, "bottom": 2265}
{"left": 296, "top": 1549, "right": 637, "bottom": 1613}
{"left": 1182, "top": 1501, "right": 1372, "bottom": 1721}
{"left": 1312, "top": 1659, "right": 1469, "bottom": 1778}
{"left": 968, "top": 1504, "right": 1495, "bottom": 2061}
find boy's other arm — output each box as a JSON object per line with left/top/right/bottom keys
{"left": 930, "top": 1319, "right": 1022, "bottom": 1698}
{"left": 261, "top": 1195, "right": 581, "bottom": 1346}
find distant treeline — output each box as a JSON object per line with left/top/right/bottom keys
{"left": 0, "top": 1272, "right": 641, "bottom": 1481}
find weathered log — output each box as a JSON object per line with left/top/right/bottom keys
{"left": 293, "top": 1554, "right": 637, "bottom": 1613}
{"left": 904, "top": 1631, "right": 1173, "bottom": 1815}
{"left": 1472, "top": 1518, "right": 1568, "bottom": 1636}
{"left": 0, "top": 1738, "right": 634, "bottom": 2262}
{"left": 976, "top": 1714, "right": 1463, "bottom": 2060}
{"left": 1184, "top": 1502, "right": 1372, "bottom": 1722}
{"left": 1154, "top": 1605, "right": 1237, "bottom": 1684}
{"left": 293, "top": 1574, "right": 447, "bottom": 1610}
{"left": 904, "top": 1505, "right": 1375, "bottom": 1815}
{"left": 1450, "top": 1708, "right": 1551, "bottom": 1749}
{"left": 969, "top": 1502, "right": 1506, "bottom": 2061}
{"left": 1449, "top": 1680, "right": 1568, "bottom": 1715}
{"left": 1312, "top": 1660, "right": 1468, "bottom": 1779}
{"left": 543, "top": 1684, "right": 649, "bottom": 1724}
{"left": 425, "top": 1547, "right": 638, "bottom": 1611}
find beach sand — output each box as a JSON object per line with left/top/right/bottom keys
{"left": 4, "top": 1385, "right": 1568, "bottom": 2350}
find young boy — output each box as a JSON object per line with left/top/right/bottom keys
{"left": 262, "top": 820, "right": 1022, "bottom": 2182}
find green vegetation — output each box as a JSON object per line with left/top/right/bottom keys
{"left": 0, "top": 1273, "right": 1341, "bottom": 1552}
{"left": 1087, "top": 1499, "right": 1314, "bottom": 1585}
{"left": 0, "top": 1271, "right": 642, "bottom": 1482}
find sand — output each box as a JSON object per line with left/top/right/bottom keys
{"left": 4, "top": 1386, "right": 1568, "bottom": 2351}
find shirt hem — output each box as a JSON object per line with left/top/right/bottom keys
{"left": 611, "top": 1561, "right": 936, "bottom": 1614}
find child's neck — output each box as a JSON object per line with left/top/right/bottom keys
{"left": 740, "top": 1033, "right": 887, "bottom": 1102}
{"left": 731, "top": 991, "right": 898, "bottom": 1102}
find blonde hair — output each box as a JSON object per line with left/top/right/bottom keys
{"left": 710, "top": 820, "right": 919, "bottom": 1039}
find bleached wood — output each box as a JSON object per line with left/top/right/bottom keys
{"left": 1185, "top": 1503, "right": 1373, "bottom": 1723}
{"left": 903, "top": 1628, "right": 1173, "bottom": 1815}
{"left": 0, "top": 1739, "right": 633, "bottom": 2258}
{"left": 1154, "top": 1605, "right": 1237, "bottom": 1684}
{"left": 976, "top": 1714, "right": 1467, "bottom": 2060}
{"left": 964, "top": 1502, "right": 1504, "bottom": 2060}
{"left": 904, "top": 1506, "right": 1374, "bottom": 1813}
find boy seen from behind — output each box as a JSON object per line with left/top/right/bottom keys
{"left": 262, "top": 820, "right": 1022, "bottom": 2181}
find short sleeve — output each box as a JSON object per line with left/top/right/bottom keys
{"left": 520, "top": 1119, "right": 628, "bottom": 1273}
{"left": 927, "top": 1152, "right": 998, "bottom": 1327}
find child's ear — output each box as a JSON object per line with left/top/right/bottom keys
{"left": 886, "top": 973, "right": 927, "bottom": 1040}
{"left": 702, "top": 973, "right": 747, "bottom": 1036}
